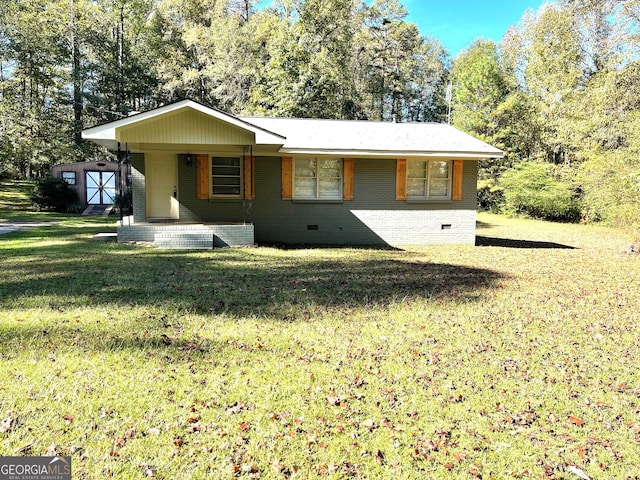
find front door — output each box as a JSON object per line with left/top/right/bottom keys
{"left": 146, "top": 153, "right": 179, "bottom": 219}
{"left": 86, "top": 171, "right": 117, "bottom": 205}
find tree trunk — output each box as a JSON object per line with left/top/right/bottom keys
{"left": 70, "top": 0, "right": 84, "bottom": 154}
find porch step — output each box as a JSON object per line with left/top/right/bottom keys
{"left": 154, "top": 231, "right": 215, "bottom": 249}
{"left": 119, "top": 223, "right": 254, "bottom": 247}
{"left": 82, "top": 204, "right": 113, "bottom": 216}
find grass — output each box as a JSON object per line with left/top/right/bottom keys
{"left": 1, "top": 180, "right": 639, "bottom": 479}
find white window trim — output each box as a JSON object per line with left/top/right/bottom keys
{"left": 407, "top": 160, "right": 452, "bottom": 201}
{"left": 61, "top": 171, "right": 76, "bottom": 185}
{"left": 293, "top": 157, "right": 343, "bottom": 200}
{"left": 210, "top": 155, "right": 243, "bottom": 199}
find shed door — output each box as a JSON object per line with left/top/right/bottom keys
{"left": 86, "top": 171, "right": 116, "bottom": 205}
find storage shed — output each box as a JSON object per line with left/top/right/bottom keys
{"left": 51, "top": 160, "right": 129, "bottom": 207}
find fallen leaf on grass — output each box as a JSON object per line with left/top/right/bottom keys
{"left": 449, "top": 394, "right": 464, "bottom": 403}
{"left": 65, "top": 444, "right": 82, "bottom": 454}
{"left": 225, "top": 402, "right": 249, "bottom": 415}
{"left": 453, "top": 452, "right": 467, "bottom": 462}
{"left": 15, "top": 443, "right": 33, "bottom": 454}
{"left": 569, "top": 415, "right": 585, "bottom": 427}
{"left": 568, "top": 465, "right": 591, "bottom": 480}
{"left": 241, "top": 464, "right": 257, "bottom": 473}
{"left": 469, "top": 463, "right": 483, "bottom": 477}
{"left": 0, "top": 416, "right": 15, "bottom": 433}
{"left": 143, "top": 465, "right": 157, "bottom": 477}
{"left": 381, "top": 418, "right": 402, "bottom": 432}
{"left": 326, "top": 395, "right": 346, "bottom": 406}
{"left": 362, "top": 419, "right": 376, "bottom": 431}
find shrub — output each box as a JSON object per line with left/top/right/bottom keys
{"left": 577, "top": 151, "right": 640, "bottom": 232}
{"left": 499, "top": 162, "right": 581, "bottom": 222}
{"left": 477, "top": 178, "right": 504, "bottom": 213}
{"left": 114, "top": 190, "right": 132, "bottom": 215}
{"left": 30, "top": 177, "right": 79, "bottom": 213}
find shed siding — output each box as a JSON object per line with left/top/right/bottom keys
{"left": 117, "top": 109, "right": 254, "bottom": 145}
{"left": 51, "top": 160, "right": 128, "bottom": 206}
{"left": 252, "top": 157, "right": 478, "bottom": 246}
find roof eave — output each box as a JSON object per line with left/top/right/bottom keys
{"left": 277, "top": 148, "right": 504, "bottom": 159}
{"left": 81, "top": 99, "right": 286, "bottom": 146}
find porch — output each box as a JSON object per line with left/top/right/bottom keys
{"left": 117, "top": 217, "right": 254, "bottom": 249}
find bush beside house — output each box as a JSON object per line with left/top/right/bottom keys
{"left": 30, "top": 177, "right": 81, "bottom": 213}
{"left": 497, "top": 162, "right": 581, "bottom": 222}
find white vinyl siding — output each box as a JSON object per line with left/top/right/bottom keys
{"left": 407, "top": 160, "right": 451, "bottom": 200}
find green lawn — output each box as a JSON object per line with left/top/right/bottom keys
{"left": 1, "top": 181, "right": 639, "bottom": 479}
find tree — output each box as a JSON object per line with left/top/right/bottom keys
{"left": 521, "top": 4, "right": 585, "bottom": 164}
{"left": 356, "top": 0, "right": 425, "bottom": 121}
{"left": 86, "top": 0, "right": 158, "bottom": 123}
{"left": 402, "top": 37, "right": 449, "bottom": 123}
{"left": 450, "top": 39, "right": 526, "bottom": 178}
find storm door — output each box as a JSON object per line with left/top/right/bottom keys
{"left": 86, "top": 171, "right": 117, "bottom": 205}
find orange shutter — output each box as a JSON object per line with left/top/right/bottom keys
{"left": 452, "top": 160, "right": 463, "bottom": 201}
{"left": 343, "top": 158, "right": 354, "bottom": 201}
{"left": 196, "top": 154, "right": 209, "bottom": 199}
{"left": 244, "top": 155, "right": 255, "bottom": 200}
{"left": 281, "top": 157, "right": 293, "bottom": 200}
{"left": 395, "top": 159, "right": 407, "bottom": 201}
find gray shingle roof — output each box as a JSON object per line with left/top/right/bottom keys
{"left": 242, "top": 116, "right": 503, "bottom": 159}
{"left": 82, "top": 99, "right": 503, "bottom": 159}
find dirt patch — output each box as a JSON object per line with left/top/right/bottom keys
{"left": 0, "top": 222, "right": 59, "bottom": 235}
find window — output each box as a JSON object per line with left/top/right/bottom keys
{"left": 61, "top": 172, "right": 76, "bottom": 185}
{"left": 294, "top": 158, "right": 342, "bottom": 199}
{"left": 407, "top": 160, "right": 451, "bottom": 200}
{"left": 211, "top": 156, "right": 241, "bottom": 197}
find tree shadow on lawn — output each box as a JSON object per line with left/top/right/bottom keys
{"left": 1, "top": 243, "right": 505, "bottom": 318}
{"left": 0, "top": 234, "right": 509, "bottom": 353}
{"left": 1, "top": 254, "right": 505, "bottom": 354}
{"left": 475, "top": 236, "right": 577, "bottom": 249}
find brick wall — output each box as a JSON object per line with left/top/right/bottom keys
{"left": 130, "top": 155, "right": 146, "bottom": 223}
{"left": 252, "top": 157, "right": 478, "bottom": 246}
{"left": 132, "top": 153, "right": 478, "bottom": 246}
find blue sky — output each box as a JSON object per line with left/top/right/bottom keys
{"left": 397, "top": 0, "right": 546, "bottom": 57}
{"left": 254, "top": 0, "right": 546, "bottom": 58}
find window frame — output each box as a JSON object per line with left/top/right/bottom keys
{"left": 61, "top": 171, "right": 76, "bottom": 185}
{"left": 292, "top": 157, "right": 343, "bottom": 200}
{"left": 406, "top": 160, "right": 452, "bottom": 201}
{"left": 210, "top": 155, "right": 243, "bottom": 199}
